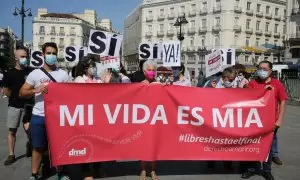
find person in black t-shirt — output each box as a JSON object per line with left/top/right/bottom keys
{"left": 2, "top": 48, "right": 34, "bottom": 165}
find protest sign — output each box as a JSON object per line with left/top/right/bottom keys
{"left": 45, "top": 84, "right": 275, "bottom": 166}
{"left": 205, "top": 50, "right": 222, "bottom": 77}
{"left": 139, "top": 43, "right": 162, "bottom": 60}
{"left": 64, "top": 46, "right": 88, "bottom": 67}
{"left": 162, "top": 41, "right": 181, "bottom": 67}
{"left": 88, "top": 30, "right": 123, "bottom": 57}
{"left": 30, "top": 51, "right": 44, "bottom": 68}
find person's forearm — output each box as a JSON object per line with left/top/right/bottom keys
{"left": 19, "top": 89, "right": 35, "bottom": 99}
{"left": 3, "top": 88, "right": 11, "bottom": 97}
{"left": 277, "top": 101, "right": 286, "bottom": 124}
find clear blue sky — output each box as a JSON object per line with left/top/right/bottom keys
{"left": 0, "top": 0, "right": 141, "bottom": 42}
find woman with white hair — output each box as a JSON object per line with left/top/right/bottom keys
{"left": 140, "top": 60, "right": 159, "bottom": 180}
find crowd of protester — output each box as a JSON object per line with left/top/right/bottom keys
{"left": 0, "top": 42, "right": 287, "bottom": 180}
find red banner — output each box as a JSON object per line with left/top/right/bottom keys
{"left": 44, "top": 83, "right": 275, "bottom": 166}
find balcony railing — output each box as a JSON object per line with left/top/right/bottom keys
{"left": 212, "top": 25, "right": 221, "bottom": 32}
{"left": 255, "top": 29, "right": 263, "bottom": 35}
{"left": 157, "top": 14, "right": 165, "bottom": 21}
{"left": 188, "top": 27, "right": 196, "bottom": 34}
{"left": 234, "top": 6, "right": 242, "bottom": 13}
{"left": 256, "top": 11, "right": 263, "bottom": 17}
{"left": 59, "top": 32, "right": 65, "bottom": 36}
{"left": 187, "top": 46, "right": 196, "bottom": 52}
{"left": 200, "top": 8, "right": 208, "bottom": 15}
{"left": 189, "top": 10, "right": 197, "bottom": 17}
{"left": 146, "top": 31, "right": 153, "bottom": 37}
{"left": 288, "top": 33, "right": 300, "bottom": 39}
{"left": 157, "top": 31, "right": 164, "bottom": 37}
{"left": 58, "top": 43, "right": 64, "bottom": 48}
{"left": 167, "top": 30, "right": 174, "bottom": 36}
{"left": 70, "top": 32, "right": 76, "bottom": 36}
{"left": 274, "top": 15, "right": 281, "bottom": 21}
{"left": 246, "top": 9, "right": 253, "bottom": 16}
{"left": 50, "top": 32, "right": 56, "bottom": 35}
{"left": 274, "top": 32, "right": 281, "bottom": 38}
{"left": 39, "top": 31, "right": 45, "bottom": 35}
{"left": 168, "top": 13, "right": 175, "bottom": 19}
{"left": 198, "top": 27, "right": 207, "bottom": 34}
{"left": 233, "top": 25, "right": 241, "bottom": 32}
{"left": 265, "top": 13, "right": 272, "bottom": 19}
{"left": 245, "top": 28, "right": 253, "bottom": 34}
{"left": 146, "top": 16, "right": 153, "bottom": 22}
{"left": 265, "top": 31, "right": 272, "bottom": 37}
{"left": 213, "top": 5, "right": 221, "bottom": 13}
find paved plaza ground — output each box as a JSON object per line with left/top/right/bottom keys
{"left": 0, "top": 98, "right": 299, "bottom": 180}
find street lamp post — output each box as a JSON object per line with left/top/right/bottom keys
{"left": 13, "top": 0, "right": 32, "bottom": 45}
{"left": 174, "top": 13, "right": 189, "bottom": 41}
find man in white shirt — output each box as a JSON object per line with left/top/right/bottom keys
{"left": 19, "top": 42, "right": 70, "bottom": 180}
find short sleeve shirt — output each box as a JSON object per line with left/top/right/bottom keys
{"left": 248, "top": 78, "right": 288, "bottom": 119}
{"left": 3, "top": 68, "right": 33, "bottom": 108}
{"left": 26, "top": 68, "right": 70, "bottom": 117}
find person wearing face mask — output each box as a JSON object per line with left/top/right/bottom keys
{"left": 237, "top": 70, "right": 249, "bottom": 88}
{"left": 241, "top": 61, "right": 287, "bottom": 180}
{"left": 171, "top": 63, "right": 192, "bottom": 87}
{"left": 2, "top": 47, "right": 34, "bottom": 166}
{"left": 19, "top": 42, "right": 71, "bottom": 180}
{"left": 74, "top": 56, "right": 101, "bottom": 83}
{"left": 204, "top": 67, "right": 237, "bottom": 89}
{"left": 139, "top": 60, "right": 159, "bottom": 180}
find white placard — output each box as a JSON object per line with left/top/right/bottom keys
{"left": 212, "top": 48, "right": 236, "bottom": 66}
{"left": 64, "top": 46, "right": 88, "bottom": 67}
{"left": 88, "top": 29, "right": 123, "bottom": 57}
{"left": 205, "top": 50, "right": 222, "bottom": 78}
{"left": 162, "top": 41, "right": 181, "bottom": 67}
{"left": 99, "top": 56, "right": 121, "bottom": 69}
{"left": 30, "top": 51, "right": 44, "bottom": 68}
{"left": 139, "top": 43, "right": 162, "bottom": 60}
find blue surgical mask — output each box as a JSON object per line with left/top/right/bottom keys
{"left": 88, "top": 67, "right": 97, "bottom": 76}
{"left": 19, "top": 58, "right": 28, "bottom": 67}
{"left": 45, "top": 55, "right": 57, "bottom": 65}
{"left": 257, "top": 70, "right": 269, "bottom": 80}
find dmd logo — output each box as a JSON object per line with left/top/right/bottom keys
{"left": 68, "top": 148, "right": 86, "bottom": 157}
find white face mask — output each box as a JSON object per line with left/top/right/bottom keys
{"left": 19, "top": 58, "right": 28, "bottom": 67}
{"left": 87, "top": 67, "right": 97, "bottom": 76}
{"left": 223, "top": 80, "right": 233, "bottom": 88}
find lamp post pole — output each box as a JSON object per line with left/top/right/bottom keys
{"left": 13, "top": 0, "right": 32, "bottom": 45}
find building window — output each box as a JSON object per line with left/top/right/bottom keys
{"left": 148, "top": 10, "right": 152, "bottom": 17}
{"left": 202, "top": 19, "right": 207, "bottom": 28}
{"left": 190, "top": 37, "right": 194, "bottom": 46}
{"left": 235, "top": 0, "right": 240, "bottom": 6}
{"left": 148, "top": 25, "right": 152, "bottom": 31}
{"left": 283, "top": 25, "right": 286, "bottom": 33}
{"left": 159, "top": 24, "right": 164, "bottom": 31}
{"left": 234, "top": 35, "right": 238, "bottom": 45}
{"left": 39, "top": 37, "right": 44, "bottom": 43}
{"left": 169, "top": 23, "right": 173, "bottom": 30}
{"left": 59, "top": 27, "right": 64, "bottom": 35}
{"left": 70, "top": 27, "right": 75, "bottom": 35}
{"left": 216, "top": 0, "right": 221, "bottom": 6}
{"left": 215, "top": 35, "right": 220, "bottom": 46}
{"left": 159, "top": 9, "right": 164, "bottom": 16}
{"left": 246, "top": 38, "right": 250, "bottom": 46}
{"left": 246, "top": 19, "right": 251, "bottom": 29}
{"left": 245, "top": 56, "right": 249, "bottom": 63}
{"left": 70, "top": 38, "right": 75, "bottom": 46}
{"left": 51, "top": 26, "right": 55, "bottom": 34}
{"left": 191, "top": 20, "right": 195, "bottom": 28}
{"left": 266, "top": 23, "right": 269, "bottom": 32}
{"left": 257, "top": 4, "right": 261, "bottom": 12}
{"left": 235, "top": 17, "right": 239, "bottom": 24}
{"left": 275, "top": 8, "right": 279, "bottom": 15}
{"left": 215, "top": 17, "right": 220, "bottom": 26}
{"left": 51, "top": 37, "right": 55, "bottom": 43}
{"left": 256, "top": 21, "right": 260, "bottom": 30}
{"left": 284, "top": 9, "right": 286, "bottom": 17}
{"left": 59, "top": 38, "right": 64, "bottom": 45}
{"left": 256, "top": 38, "right": 260, "bottom": 46}
{"left": 266, "top": 6, "right": 270, "bottom": 14}
{"left": 180, "top": 6, "right": 185, "bottom": 14}
{"left": 170, "top": 7, "right": 174, "bottom": 14}
{"left": 39, "top": 26, "right": 45, "bottom": 34}
{"left": 201, "top": 38, "right": 205, "bottom": 46}
{"left": 274, "top": 24, "right": 278, "bottom": 33}
{"left": 265, "top": 39, "right": 269, "bottom": 45}
{"left": 191, "top": 4, "right": 196, "bottom": 11}
{"left": 202, "top": 2, "right": 207, "bottom": 9}
{"left": 247, "top": 2, "right": 251, "bottom": 10}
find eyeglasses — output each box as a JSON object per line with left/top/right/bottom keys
{"left": 258, "top": 68, "right": 270, "bottom": 71}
